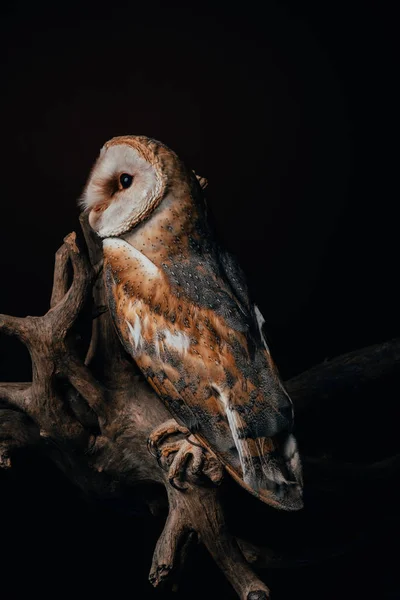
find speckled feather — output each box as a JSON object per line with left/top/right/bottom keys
{"left": 85, "top": 136, "right": 303, "bottom": 511}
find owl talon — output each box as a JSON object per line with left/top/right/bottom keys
{"left": 148, "top": 420, "right": 223, "bottom": 488}
{"left": 168, "top": 475, "right": 189, "bottom": 491}
{"left": 166, "top": 439, "right": 205, "bottom": 490}
{"left": 156, "top": 442, "right": 182, "bottom": 469}
{"left": 147, "top": 419, "right": 191, "bottom": 460}
{"left": 147, "top": 437, "right": 159, "bottom": 460}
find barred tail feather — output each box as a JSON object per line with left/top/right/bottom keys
{"left": 241, "top": 433, "right": 303, "bottom": 510}
{"left": 213, "top": 384, "right": 303, "bottom": 510}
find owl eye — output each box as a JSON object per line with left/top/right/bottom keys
{"left": 119, "top": 173, "right": 133, "bottom": 189}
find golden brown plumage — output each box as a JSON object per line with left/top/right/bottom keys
{"left": 82, "top": 135, "right": 303, "bottom": 510}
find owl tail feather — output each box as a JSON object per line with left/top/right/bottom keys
{"left": 238, "top": 432, "right": 303, "bottom": 511}
{"left": 213, "top": 387, "right": 303, "bottom": 511}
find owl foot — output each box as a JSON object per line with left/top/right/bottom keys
{"left": 166, "top": 439, "right": 205, "bottom": 490}
{"left": 147, "top": 419, "right": 191, "bottom": 459}
{"left": 147, "top": 419, "right": 224, "bottom": 489}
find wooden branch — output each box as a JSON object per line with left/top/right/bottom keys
{"left": 50, "top": 243, "right": 70, "bottom": 308}
{"left": 0, "top": 382, "right": 31, "bottom": 411}
{"left": 62, "top": 355, "right": 108, "bottom": 421}
{"left": 236, "top": 537, "right": 355, "bottom": 570}
{"left": 151, "top": 485, "right": 270, "bottom": 600}
{"left": 48, "top": 232, "right": 94, "bottom": 332}
{"left": 286, "top": 338, "right": 400, "bottom": 413}
{"left": 0, "top": 233, "right": 97, "bottom": 444}
{"left": 149, "top": 488, "right": 193, "bottom": 587}
{"left": 0, "top": 405, "right": 40, "bottom": 468}
{"left": 302, "top": 452, "right": 400, "bottom": 486}
{"left": 0, "top": 313, "right": 32, "bottom": 341}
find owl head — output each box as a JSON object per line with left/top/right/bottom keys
{"left": 80, "top": 135, "right": 194, "bottom": 238}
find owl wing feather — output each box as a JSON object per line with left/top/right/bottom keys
{"left": 103, "top": 238, "right": 302, "bottom": 510}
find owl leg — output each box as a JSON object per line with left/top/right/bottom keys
{"left": 157, "top": 441, "right": 182, "bottom": 469}
{"left": 148, "top": 420, "right": 224, "bottom": 488}
{"left": 150, "top": 436, "right": 224, "bottom": 491}
{"left": 168, "top": 439, "right": 224, "bottom": 488}
{"left": 147, "top": 419, "right": 191, "bottom": 459}
{"left": 167, "top": 440, "right": 204, "bottom": 490}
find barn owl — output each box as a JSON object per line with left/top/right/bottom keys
{"left": 81, "top": 135, "right": 303, "bottom": 511}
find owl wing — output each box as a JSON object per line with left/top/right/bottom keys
{"left": 103, "top": 238, "right": 302, "bottom": 511}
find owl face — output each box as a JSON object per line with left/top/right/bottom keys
{"left": 81, "top": 136, "right": 172, "bottom": 238}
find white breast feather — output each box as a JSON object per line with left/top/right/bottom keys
{"left": 103, "top": 238, "right": 160, "bottom": 278}
{"left": 161, "top": 329, "right": 191, "bottom": 353}
{"left": 126, "top": 316, "right": 142, "bottom": 351}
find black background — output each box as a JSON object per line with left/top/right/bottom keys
{"left": 0, "top": 1, "right": 398, "bottom": 598}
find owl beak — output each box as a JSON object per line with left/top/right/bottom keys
{"left": 88, "top": 205, "right": 106, "bottom": 233}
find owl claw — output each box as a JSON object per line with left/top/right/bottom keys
{"left": 167, "top": 441, "right": 203, "bottom": 490}
{"left": 148, "top": 419, "right": 223, "bottom": 489}
{"left": 168, "top": 475, "right": 189, "bottom": 491}
{"left": 156, "top": 441, "right": 182, "bottom": 469}
{"left": 147, "top": 437, "right": 159, "bottom": 460}
{"left": 147, "top": 419, "right": 191, "bottom": 460}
